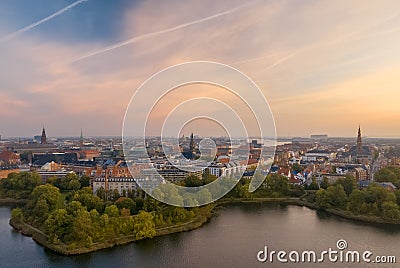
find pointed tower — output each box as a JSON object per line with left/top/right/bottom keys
{"left": 189, "top": 133, "right": 195, "bottom": 158}
{"left": 80, "top": 129, "right": 84, "bottom": 148}
{"left": 41, "top": 126, "right": 47, "bottom": 144}
{"left": 356, "top": 125, "right": 362, "bottom": 154}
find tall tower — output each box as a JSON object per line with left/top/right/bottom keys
{"left": 41, "top": 126, "right": 47, "bottom": 144}
{"left": 189, "top": 133, "right": 195, "bottom": 159}
{"left": 80, "top": 129, "right": 84, "bottom": 148}
{"left": 356, "top": 125, "right": 362, "bottom": 153}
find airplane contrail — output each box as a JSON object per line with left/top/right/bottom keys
{"left": 262, "top": 52, "right": 295, "bottom": 71}
{"left": 71, "top": 2, "right": 255, "bottom": 63}
{"left": 0, "top": 0, "right": 89, "bottom": 43}
{"left": 234, "top": 52, "right": 295, "bottom": 75}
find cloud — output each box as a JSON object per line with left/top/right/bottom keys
{"left": 71, "top": 1, "right": 255, "bottom": 63}
{"left": 0, "top": 0, "right": 89, "bottom": 43}
{"left": 1, "top": 0, "right": 400, "bottom": 137}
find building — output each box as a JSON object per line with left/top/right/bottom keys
{"left": 35, "top": 160, "right": 75, "bottom": 181}
{"left": 8, "top": 142, "right": 58, "bottom": 154}
{"left": 354, "top": 167, "right": 368, "bottom": 181}
{"left": 41, "top": 126, "right": 47, "bottom": 144}
{"left": 182, "top": 133, "right": 197, "bottom": 160}
{"left": 37, "top": 170, "right": 75, "bottom": 181}
{"left": 156, "top": 165, "right": 203, "bottom": 183}
{"left": 339, "top": 126, "right": 372, "bottom": 163}
{"left": 207, "top": 162, "right": 246, "bottom": 177}
{"left": 77, "top": 149, "right": 101, "bottom": 161}
{"left": 8, "top": 126, "right": 57, "bottom": 154}
{"left": 336, "top": 164, "right": 370, "bottom": 179}
{"left": 31, "top": 152, "right": 78, "bottom": 167}
{"left": 92, "top": 177, "right": 137, "bottom": 196}
{"left": 302, "top": 149, "right": 335, "bottom": 163}
{"left": 80, "top": 129, "right": 84, "bottom": 148}
{"left": 358, "top": 181, "right": 397, "bottom": 191}
{"left": 0, "top": 150, "right": 20, "bottom": 165}
{"left": 311, "top": 134, "right": 328, "bottom": 141}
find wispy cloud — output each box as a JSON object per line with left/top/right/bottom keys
{"left": 0, "top": 0, "right": 89, "bottom": 43}
{"left": 71, "top": 2, "right": 255, "bottom": 63}
{"left": 1, "top": 0, "right": 400, "bottom": 137}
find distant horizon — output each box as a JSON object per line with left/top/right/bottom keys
{"left": 2, "top": 1, "right": 400, "bottom": 138}
{"left": 2, "top": 134, "right": 400, "bottom": 140}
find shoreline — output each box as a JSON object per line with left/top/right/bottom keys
{"left": 6, "top": 197, "right": 400, "bottom": 256}
{"left": 217, "top": 197, "right": 400, "bottom": 226}
{"left": 9, "top": 205, "right": 214, "bottom": 256}
{"left": 0, "top": 198, "right": 27, "bottom": 206}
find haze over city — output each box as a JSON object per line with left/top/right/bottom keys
{"left": 1, "top": 0, "right": 400, "bottom": 137}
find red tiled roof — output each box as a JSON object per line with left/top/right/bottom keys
{"left": 0, "top": 151, "right": 17, "bottom": 161}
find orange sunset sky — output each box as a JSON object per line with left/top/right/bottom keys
{"left": 1, "top": 0, "right": 400, "bottom": 138}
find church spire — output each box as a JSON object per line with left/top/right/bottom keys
{"left": 189, "top": 133, "right": 195, "bottom": 159}
{"left": 41, "top": 125, "right": 47, "bottom": 144}
{"left": 357, "top": 125, "right": 362, "bottom": 153}
{"left": 80, "top": 129, "right": 84, "bottom": 148}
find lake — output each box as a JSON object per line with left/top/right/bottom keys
{"left": 0, "top": 203, "right": 399, "bottom": 267}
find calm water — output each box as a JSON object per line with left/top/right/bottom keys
{"left": 1, "top": 204, "right": 400, "bottom": 268}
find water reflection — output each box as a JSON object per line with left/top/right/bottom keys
{"left": 1, "top": 204, "right": 400, "bottom": 268}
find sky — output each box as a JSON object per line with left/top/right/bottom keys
{"left": 1, "top": 0, "right": 400, "bottom": 138}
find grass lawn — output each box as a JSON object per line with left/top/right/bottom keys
{"left": 57, "top": 192, "right": 70, "bottom": 208}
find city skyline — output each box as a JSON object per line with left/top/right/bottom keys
{"left": 1, "top": 125, "right": 399, "bottom": 140}
{"left": 1, "top": 1, "right": 400, "bottom": 137}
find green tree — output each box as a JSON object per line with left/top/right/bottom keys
{"left": 26, "top": 184, "right": 61, "bottom": 224}
{"left": 307, "top": 179, "right": 320, "bottom": 190}
{"left": 238, "top": 182, "right": 252, "bottom": 199}
{"left": 45, "top": 208, "right": 70, "bottom": 243}
{"left": 394, "top": 190, "right": 400, "bottom": 206}
{"left": 195, "top": 188, "right": 212, "bottom": 204}
{"left": 348, "top": 190, "right": 367, "bottom": 214}
{"left": 326, "top": 184, "right": 348, "bottom": 209}
{"left": 115, "top": 197, "right": 136, "bottom": 215}
{"left": 158, "top": 184, "right": 184, "bottom": 206}
{"left": 365, "top": 184, "right": 387, "bottom": 209}
{"left": 143, "top": 196, "right": 160, "bottom": 212}
{"left": 184, "top": 175, "right": 203, "bottom": 187}
{"left": 183, "top": 193, "right": 199, "bottom": 207}
{"left": 289, "top": 184, "right": 305, "bottom": 197}
{"left": 266, "top": 174, "right": 289, "bottom": 196}
{"left": 375, "top": 166, "right": 400, "bottom": 188}
{"left": 320, "top": 177, "right": 330, "bottom": 189}
{"left": 72, "top": 188, "right": 103, "bottom": 212}
{"left": 111, "top": 189, "right": 120, "bottom": 201}
{"left": 134, "top": 211, "right": 156, "bottom": 240}
{"left": 316, "top": 189, "right": 329, "bottom": 209}
{"left": 208, "top": 181, "right": 223, "bottom": 200}
{"left": 0, "top": 172, "right": 42, "bottom": 199}
{"left": 68, "top": 179, "right": 81, "bottom": 191}
{"left": 96, "top": 187, "right": 106, "bottom": 200}
{"left": 203, "top": 170, "right": 217, "bottom": 184}
{"left": 382, "top": 201, "right": 400, "bottom": 221}
{"left": 11, "top": 208, "right": 24, "bottom": 220}
{"left": 104, "top": 205, "right": 119, "bottom": 217}
{"left": 336, "top": 175, "right": 357, "bottom": 196}
{"left": 79, "top": 175, "right": 91, "bottom": 188}
{"left": 69, "top": 209, "right": 93, "bottom": 246}
{"left": 385, "top": 192, "right": 397, "bottom": 203}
